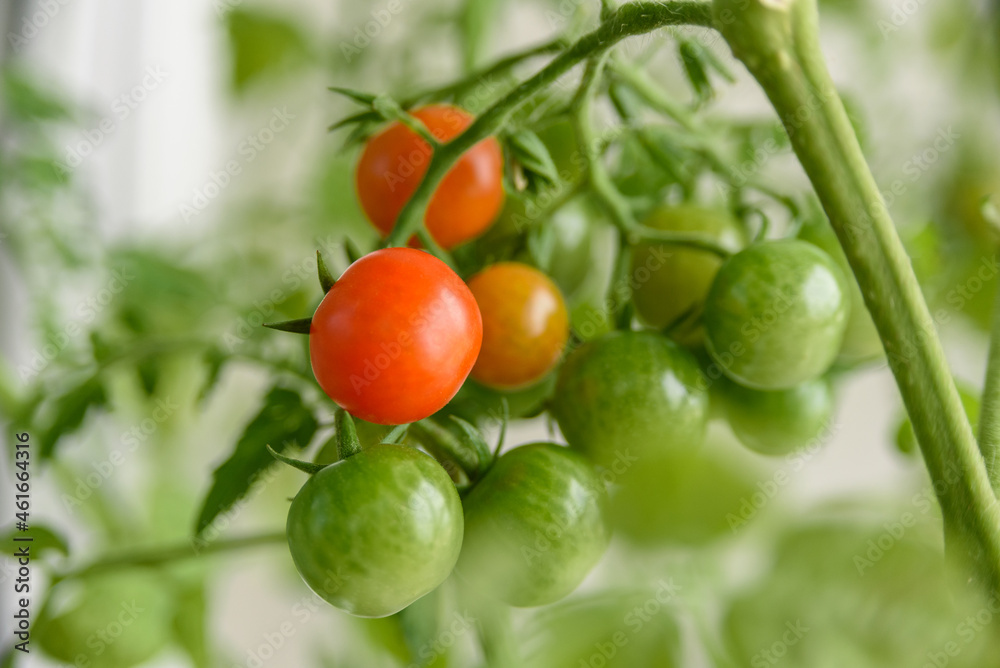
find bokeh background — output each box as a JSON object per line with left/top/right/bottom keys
{"left": 1, "top": 0, "right": 999, "bottom": 666}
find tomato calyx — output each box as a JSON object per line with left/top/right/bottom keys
{"left": 266, "top": 444, "right": 326, "bottom": 475}
{"left": 317, "top": 249, "right": 336, "bottom": 292}
{"left": 262, "top": 317, "right": 312, "bottom": 334}
{"left": 336, "top": 409, "right": 362, "bottom": 460}
{"left": 408, "top": 415, "right": 496, "bottom": 489}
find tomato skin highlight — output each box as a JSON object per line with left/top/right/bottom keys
{"left": 309, "top": 247, "right": 482, "bottom": 425}
{"left": 468, "top": 262, "right": 569, "bottom": 390}
{"left": 355, "top": 104, "right": 504, "bottom": 249}
{"left": 286, "top": 444, "right": 464, "bottom": 618}
{"left": 552, "top": 330, "right": 710, "bottom": 468}
{"left": 457, "top": 443, "right": 610, "bottom": 607}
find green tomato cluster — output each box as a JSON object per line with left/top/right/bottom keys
{"left": 285, "top": 441, "right": 611, "bottom": 617}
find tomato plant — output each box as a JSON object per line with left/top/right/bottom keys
{"left": 704, "top": 239, "right": 849, "bottom": 390}
{"left": 286, "top": 443, "right": 463, "bottom": 618}
{"left": 18, "top": 0, "right": 1000, "bottom": 665}
{"left": 457, "top": 443, "right": 609, "bottom": 607}
{"left": 355, "top": 104, "right": 504, "bottom": 249}
{"left": 468, "top": 262, "right": 569, "bottom": 390}
{"left": 309, "top": 247, "right": 482, "bottom": 425}
{"left": 552, "top": 330, "right": 709, "bottom": 467}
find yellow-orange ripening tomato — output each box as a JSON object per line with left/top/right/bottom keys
{"left": 355, "top": 104, "right": 504, "bottom": 250}
{"left": 468, "top": 262, "right": 569, "bottom": 390}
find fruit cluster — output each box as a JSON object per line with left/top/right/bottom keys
{"left": 277, "top": 104, "right": 876, "bottom": 618}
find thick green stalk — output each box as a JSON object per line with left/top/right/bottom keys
{"left": 385, "top": 1, "right": 715, "bottom": 247}
{"left": 980, "top": 280, "right": 1000, "bottom": 494}
{"left": 714, "top": 0, "right": 1000, "bottom": 590}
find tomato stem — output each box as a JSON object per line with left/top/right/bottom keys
{"left": 336, "top": 410, "right": 362, "bottom": 459}
{"left": 980, "top": 272, "right": 1000, "bottom": 495}
{"left": 52, "top": 531, "right": 286, "bottom": 584}
{"left": 384, "top": 1, "right": 716, "bottom": 247}
{"left": 714, "top": 0, "right": 1000, "bottom": 591}
{"left": 573, "top": 53, "right": 638, "bottom": 235}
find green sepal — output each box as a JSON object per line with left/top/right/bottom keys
{"left": 266, "top": 444, "right": 326, "bottom": 474}
{"left": 262, "top": 317, "right": 312, "bottom": 334}
{"left": 316, "top": 250, "right": 336, "bottom": 292}
{"left": 380, "top": 423, "right": 410, "bottom": 444}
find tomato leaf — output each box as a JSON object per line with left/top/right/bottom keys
{"left": 37, "top": 375, "right": 107, "bottom": 460}
{"left": 505, "top": 129, "right": 561, "bottom": 191}
{"left": 194, "top": 386, "right": 318, "bottom": 535}
{"left": 0, "top": 523, "right": 69, "bottom": 556}
{"left": 226, "top": 9, "right": 311, "bottom": 93}
{"left": 380, "top": 423, "right": 410, "bottom": 445}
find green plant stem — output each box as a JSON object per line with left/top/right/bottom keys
{"left": 573, "top": 54, "right": 637, "bottom": 234}
{"left": 714, "top": 0, "right": 1000, "bottom": 590}
{"left": 980, "top": 277, "right": 1000, "bottom": 494}
{"left": 385, "top": 1, "right": 715, "bottom": 247}
{"left": 402, "top": 38, "right": 567, "bottom": 109}
{"left": 52, "top": 531, "right": 286, "bottom": 584}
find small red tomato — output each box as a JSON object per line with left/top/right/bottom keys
{"left": 355, "top": 104, "right": 504, "bottom": 250}
{"left": 310, "top": 248, "right": 482, "bottom": 424}
{"left": 468, "top": 262, "right": 569, "bottom": 390}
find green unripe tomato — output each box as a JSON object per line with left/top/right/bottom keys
{"left": 457, "top": 443, "right": 610, "bottom": 607}
{"left": 547, "top": 197, "right": 614, "bottom": 299}
{"left": 721, "top": 377, "right": 834, "bottom": 456}
{"left": 704, "top": 239, "right": 849, "bottom": 390}
{"left": 552, "top": 331, "right": 709, "bottom": 467}
{"left": 535, "top": 118, "right": 584, "bottom": 186}
{"left": 37, "top": 572, "right": 174, "bottom": 668}
{"left": 797, "top": 207, "right": 883, "bottom": 364}
{"left": 631, "top": 205, "right": 747, "bottom": 343}
{"left": 286, "top": 444, "right": 463, "bottom": 618}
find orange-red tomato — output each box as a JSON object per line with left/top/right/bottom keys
{"left": 355, "top": 104, "right": 504, "bottom": 250}
{"left": 309, "top": 248, "right": 482, "bottom": 424}
{"left": 468, "top": 262, "right": 569, "bottom": 390}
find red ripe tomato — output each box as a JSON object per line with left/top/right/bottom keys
{"left": 355, "top": 104, "right": 504, "bottom": 250}
{"left": 467, "top": 262, "right": 569, "bottom": 390}
{"left": 309, "top": 248, "right": 483, "bottom": 424}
